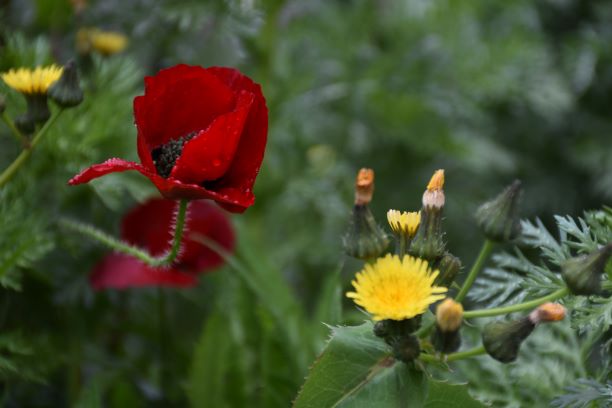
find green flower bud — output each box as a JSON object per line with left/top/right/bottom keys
{"left": 482, "top": 317, "right": 535, "bottom": 363}
{"left": 389, "top": 334, "right": 420, "bottom": 363}
{"left": 434, "top": 252, "right": 462, "bottom": 287}
{"left": 562, "top": 244, "right": 612, "bottom": 295}
{"left": 15, "top": 113, "right": 35, "bottom": 135}
{"left": 483, "top": 303, "right": 566, "bottom": 363}
{"left": 475, "top": 180, "right": 522, "bottom": 242}
{"left": 343, "top": 169, "right": 389, "bottom": 259}
{"left": 48, "top": 60, "right": 84, "bottom": 108}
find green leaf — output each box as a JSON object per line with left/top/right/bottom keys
{"left": 294, "top": 323, "right": 428, "bottom": 408}
{"left": 425, "top": 381, "right": 484, "bottom": 408}
{"left": 188, "top": 311, "right": 231, "bottom": 408}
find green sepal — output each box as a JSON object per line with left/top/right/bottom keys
{"left": 342, "top": 204, "right": 389, "bottom": 260}
{"left": 431, "top": 325, "right": 461, "bottom": 354}
{"left": 409, "top": 206, "right": 445, "bottom": 261}
{"left": 48, "top": 60, "right": 84, "bottom": 108}
{"left": 475, "top": 180, "right": 522, "bottom": 242}
{"left": 434, "top": 252, "right": 462, "bottom": 287}
{"left": 561, "top": 244, "right": 612, "bottom": 295}
{"left": 482, "top": 317, "right": 535, "bottom": 363}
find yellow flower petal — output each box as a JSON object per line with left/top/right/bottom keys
{"left": 1, "top": 65, "right": 63, "bottom": 95}
{"left": 346, "top": 254, "right": 447, "bottom": 321}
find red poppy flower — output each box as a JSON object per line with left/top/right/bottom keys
{"left": 69, "top": 64, "right": 268, "bottom": 213}
{"left": 91, "top": 198, "right": 235, "bottom": 290}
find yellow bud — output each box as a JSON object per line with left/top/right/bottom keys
{"left": 427, "top": 169, "right": 445, "bottom": 191}
{"left": 435, "top": 298, "right": 463, "bottom": 332}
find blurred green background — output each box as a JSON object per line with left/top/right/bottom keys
{"left": 0, "top": 0, "right": 611, "bottom": 406}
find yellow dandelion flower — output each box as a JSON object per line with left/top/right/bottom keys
{"left": 1, "top": 65, "right": 63, "bottom": 95}
{"left": 90, "top": 30, "right": 128, "bottom": 56}
{"left": 387, "top": 210, "right": 420, "bottom": 237}
{"left": 346, "top": 254, "right": 447, "bottom": 321}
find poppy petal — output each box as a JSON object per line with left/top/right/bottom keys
{"left": 206, "top": 67, "right": 268, "bottom": 197}
{"left": 90, "top": 253, "right": 197, "bottom": 290}
{"left": 68, "top": 158, "right": 151, "bottom": 185}
{"left": 134, "top": 65, "right": 235, "bottom": 150}
{"left": 170, "top": 91, "right": 254, "bottom": 183}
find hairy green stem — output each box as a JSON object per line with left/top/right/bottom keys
{"left": 455, "top": 239, "right": 495, "bottom": 303}
{"left": 59, "top": 200, "right": 189, "bottom": 267}
{"left": 1, "top": 111, "right": 26, "bottom": 144}
{"left": 463, "top": 287, "right": 569, "bottom": 319}
{"left": 0, "top": 109, "right": 63, "bottom": 188}
{"left": 420, "top": 345, "right": 486, "bottom": 363}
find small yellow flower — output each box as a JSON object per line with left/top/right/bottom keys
{"left": 77, "top": 28, "right": 128, "bottom": 56}
{"left": 387, "top": 210, "right": 420, "bottom": 237}
{"left": 89, "top": 30, "right": 128, "bottom": 56}
{"left": 1, "top": 65, "right": 63, "bottom": 95}
{"left": 346, "top": 254, "right": 447, "bottom": 321}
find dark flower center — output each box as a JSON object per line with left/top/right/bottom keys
{"left": 152, "top": 132, "right": 197, "bottom": 178}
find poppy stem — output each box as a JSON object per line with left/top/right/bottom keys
{"left": 59, "top": 200, "right": 189, "bottom": 267}
{"left": 161, "top": 199, "right": 189, "bottom": 266}
{"left": 0, "top": 108, "right": 64, "bottom": 189}
{"left": 455, "top": 239, "right": 495, "bottom": 303}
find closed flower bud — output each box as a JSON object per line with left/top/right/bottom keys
{"left": 562, "top": 244, "right": 612, "bottom": 295}
{"left": 483, "top": 303, "right": 565, "bottom": 363}
{"left": 435, "top": 298, "right": 463, "bottom": 332}
{"left": 434, "top": 252, "right": 462, "bottom": 287}
{"left": 475, "top": 180, "right": 522, "bottom": 242}
{"left": 343, "top": 169, "right": 389, "bottom": 259}
{"left": 409, "top": 169, "right": 446, "bottom": 261}
{"left": 49, "top": 60, "right": 83, "bottom": 108}
{"left": 389, "top": 334, "right": 421, "bottom": 363}
{"left": 15, "top": 113, "right": 35, "bottom": 135}
{"left": 431, "top": 298, "right": 463, "bottom": 353}
{"left": 0, "top": 94, "right": 5, "bottom": 113}
{"left": 482, "top": 317, "right": 535, "bottom": 363}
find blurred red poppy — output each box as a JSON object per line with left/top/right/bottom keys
{"left": 91, "top": 198, "right": 235, "bottom": 290}
{"left": 69, "top": 64, "right": 268, "bottom": 213}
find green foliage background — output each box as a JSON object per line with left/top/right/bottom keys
{"left": 0, "top": 0, "right": 610, "bottom": 406}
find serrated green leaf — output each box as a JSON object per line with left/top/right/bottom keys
{"left": 294, "top": 323, "right": 428, "bottom": 408}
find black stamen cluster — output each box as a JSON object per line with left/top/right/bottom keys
{"left": 152, "top": 132, "right": 197, "bottom": 178}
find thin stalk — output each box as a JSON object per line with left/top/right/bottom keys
{"left": 0, "top": 109, "right": 63, "bottom": 188}
{"left": 455, "top": 239, "right": 495, "bottom": 302}
{"left": 59, "top": 200, "right": 189, "bottom": 267}
{"left": 463, "top": 287, "right": 569, "bottom": 319}
{"left": 1, "top": 111, "right": 26, "bottom": 144}
{"left": 419, "top": 345, "right": 486, "bottom": 363}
